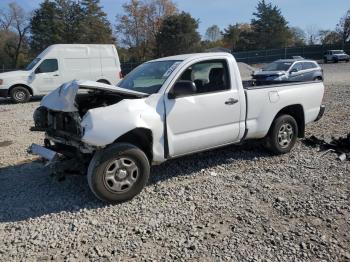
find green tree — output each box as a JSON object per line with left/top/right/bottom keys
{"left": 55, "top": 0, "right": 84, "bottom": 43}
{"left": 79, "top": 0, "right": 114, "bottom": 43}
{"left": 222, "top": 23, "right": 254, "bottom": 51}
{"left": 30, "top": 0, "right": 63, "bottom": 53}
{"left": 319, "top": 30, "right": 342, "bottom": 45}
{"left": 30, "top": 0, "right": 113, "bottom": 54}
{"left": 251, "top": 0, "right": 292, "bottom": 49}
{"left": 156, "top": 12, "right": 201, "bottom": 56}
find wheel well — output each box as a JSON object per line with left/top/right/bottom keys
{"left": 114, "top": 128, "right": 153, "bottom": 162}
{"left": 272, "top": 104, "right": 305, "bottom": 138}
{"left": 9, "top": 84, "right": 33, "bottom": 96}
{"left": 97, "top": 79, "right": 110, "bottom": 85}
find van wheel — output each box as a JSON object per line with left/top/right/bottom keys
{"left": 10, "top": 86, "right": 31, "bottom": 103}
{"left": 87, "top": 143, "right": 150, "bottom": 204}
{"left": 265, "top": 115, "right": 298, "bottom": 155}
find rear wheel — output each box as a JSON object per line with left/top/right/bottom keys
{"left": 87, "top": 143, "right": 150, "bottom": 204}
{"left": 314, "top": 76, "right": 323, "bottom": 81}
{"left": 10, "top": 86, "right": 31, "bottom": 103}
{"left": 265, "top": 115, "right": 298, "bottom": 155}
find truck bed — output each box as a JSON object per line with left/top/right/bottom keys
{"left": 243, "top": 80, "right": 324, "bottom": 139}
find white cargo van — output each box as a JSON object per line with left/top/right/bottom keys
{"left": 0, "top": 44, "right": 122, "bottom": 103}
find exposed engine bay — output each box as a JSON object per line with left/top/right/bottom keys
{"left": 31, "top": 80, "right": 148, "bottom": 140}
{"left": 32, "top": 91, "right": 126, "bottom": 138}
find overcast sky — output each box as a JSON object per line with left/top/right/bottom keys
{"left": 1, "top": 0, "right": 349, "bottom": 36}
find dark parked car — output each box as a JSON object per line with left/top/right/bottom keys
{"left": 324, "top": 50, "right": 350, "bottom": 63}
{"left": 252, "top": 59, "right": 323, "bottom": 85}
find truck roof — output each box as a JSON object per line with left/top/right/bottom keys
{"left": 151, "top": 52, "right": 234, "bottom": 62}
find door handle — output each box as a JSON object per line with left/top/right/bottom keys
{"left": 53, "top": 74, "right": 59, "bottom": 77}
{"left": 225, "top": 98, "right": 239, "bottom": 105}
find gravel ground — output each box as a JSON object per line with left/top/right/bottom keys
{"left": 0, "top": 63, "right": 349, "bottom": 261}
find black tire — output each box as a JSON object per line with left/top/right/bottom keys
{"left": 314, "top": 76, "right": 323, "bottom": 81}
{"left": 346, "top": 59, "right": 349, "bottom": 63}
{"left": 10, "top": 86, "right": 31, "bottom": 103}
{"left": 333, "top": 58, "right": 338, "bottom": 63}
{"left": 87, "top": 143, "right": 150, "bottom": 204}
{"left": 324, "top": 58, "right": 327, "bottom": 64}
{"left": 265, "top": 114, "right": 298, "bottom": 155}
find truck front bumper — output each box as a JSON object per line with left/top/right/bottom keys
{"left": 28, "top": 143, "right": 90, "bottom": 176}
{"left": 315, "top": 105, "right": 326, "bottom": 122}
{"left": 28, "top": 144, "right": 59, "bottom": 163}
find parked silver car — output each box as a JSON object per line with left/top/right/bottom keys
{"left": 324, "top": 50, "right": 350, "bottom": 63}
{"left": 252, "top": 59, "right": 323, "bottom": 85}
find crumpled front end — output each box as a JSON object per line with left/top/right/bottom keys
{"left": 31, "top": 80, "right": 148, "bottom": 152}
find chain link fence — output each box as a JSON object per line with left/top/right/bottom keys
{"left": 2, "top": 44, "right": 350, "bottom": 73}
{"left": 1, "top": 67, "right": 14, "bottom": 73}
{"left": 233, "top": 44, "right": 350, "bottom": 64}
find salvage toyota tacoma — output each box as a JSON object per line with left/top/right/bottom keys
{"left": 29, "top": 53, "right": 325, "bottom": 203}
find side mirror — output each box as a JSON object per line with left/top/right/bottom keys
{"left": 168, "top": 80, "right": 197, "bottom": 99}
{"left": 290, "top": 68, "right": 298, "bottom": 74}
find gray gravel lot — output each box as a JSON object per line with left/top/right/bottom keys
{"left": 0, "top": 63, "right": 349, "bottom": 261}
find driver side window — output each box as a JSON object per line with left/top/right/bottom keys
{"left": 290, "top": 63, "right": 302, "bottom": 72}
{"left": 177, "top": 60, "right": 230, "bottom": 95}
{"left": 35, "top": 59, "right": 58, "bottom": 74}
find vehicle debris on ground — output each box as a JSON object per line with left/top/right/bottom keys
{"left": 303, "top": 133, "right": 350, "bottom": 161}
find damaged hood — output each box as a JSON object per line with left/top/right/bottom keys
{"left": 41, "top": 80, "right": 148, "bottom": 112}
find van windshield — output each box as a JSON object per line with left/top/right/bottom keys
{"left": 118, "top": 60, "right": 182, "bottom": 94}
{"left": 25, "top": 58, "right": 41, "bottom": 71}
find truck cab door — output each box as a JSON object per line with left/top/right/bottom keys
{"left": 164, "top": 59, "right": 241, "bottom": 157}
{"left": 30, "top": 59, "right": 61, "bottom": 93}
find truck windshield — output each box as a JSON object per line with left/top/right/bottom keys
{"left": 118, "top": 60, "right": 182, "bottom": 94}
{"left": 262, "top": 61, "right": 292, "bottom": 71}
{"left": 25, "top": 58, "right": 41, "bottom": 71}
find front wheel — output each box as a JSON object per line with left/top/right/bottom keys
{"left": 265, "top": 115, "right": 298, "bottom": 155}
{"left": 10, "top": 86, "right": 31, "bottom": 103}
{"left": 87, "top": 143, "right": 150, "bottom": 204}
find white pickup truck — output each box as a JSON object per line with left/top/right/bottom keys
{"left": 29, "top": 52, "right": 325, "bottom": 203}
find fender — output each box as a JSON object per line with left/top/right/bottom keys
{"left": 9, "top": 83, "right": 34, "bottom": 96}
{"left": 81, "top": 94, "right": 166, "bottom": 163}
